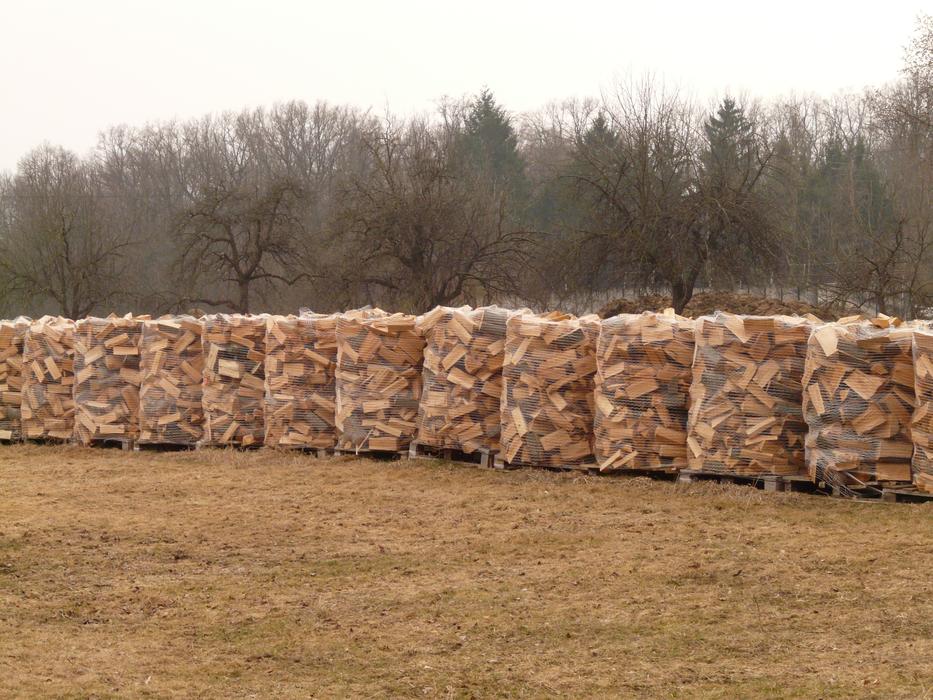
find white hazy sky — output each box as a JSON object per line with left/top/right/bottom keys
{"left": 0, "top": 0, "right": 927, "bottom": 172}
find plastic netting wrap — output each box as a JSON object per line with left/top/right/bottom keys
{"left": 201, "top": 314, "right": 267, "bottom": 447}
{"left": 803, "top": 317, "right": 915, "bottom": 492}
{"left": 416, "top": 305, "right": 516, "bottom": 454}
{"left": 0, "top": 317, "right": 31, "bottom": 441}
{"left": 500, "top": 312, "right": 600, "bottom": 467}
{"left": 73, "top": 314, "right": 147, "bottom": 444}
{"left": 686, "top": 312, "right": 814, "bottom": 476}
{"left": 594, "top": 310, "right": 695, "bottom": 472}
{"left": 264, "top": 313, "right": 339, "bottom": 449}
{"left": 336, "top": 311, "right": 425, "bottom": 452}
{"left": 21, "top": 316, "right": 76, "bottom": 441}
{"left": 911, "top": 329, "right": 933, "bottom": 493}
{"left": 138, "top": 316, "right": 205, "bottom": 446}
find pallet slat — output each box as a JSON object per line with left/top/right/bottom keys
{"left": 594, "top": 310, "right": 694, "bottom": 472}
{"left": 138, "top": 315, "right": 204, "bottom": 446}
{"left": 500, "top": 312, "right": 600, "bottom": 468}
{"left": 264, "top": 313, "right": 339, "bottom": 449}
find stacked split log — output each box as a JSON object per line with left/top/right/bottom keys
{"left": 264, "top": 313, "right": 339, "bottom": 449}
{"left": 21, "top": 316, "right": 76, "bottom": 441}
{"left": 0, "top": 317, "right": 30, "bottom": 441}
{"left": 594, "top": 310, "right": 695, "bottom": 472}
{"left": 73, "top": 315, "right": 147, "bottom": 445}
{"left": 500, "top": 312, "right": 600, "bottom": 467}
{"left": 686, "top": 312, "right": 815, "bottom": 476}
{"left": 335, "top": 311, "right": 425, "bottom": 452}
{"left": 138, "top": 316, "right": 205, "bottom": 446}
{"left": 416, "top": 305, "right": 514, "bottom": 454}
{"left": 201, "top": 314, "right": 267, "bottom": 447}
{"left": 803, "top": 316, "right": 915, "bottom": 492}
{"left": 911, "top": 329, "right": 933, "bottom": 493}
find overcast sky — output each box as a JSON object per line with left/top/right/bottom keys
{"left": 0, "top": 0, "right": 927, "bottom": 172}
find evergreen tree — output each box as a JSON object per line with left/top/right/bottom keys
{"left": 460, "top": 88, "right": 527, "bottom": 193}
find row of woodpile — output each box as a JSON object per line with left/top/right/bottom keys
{"left": 3, "top": 309, "right": 933, "bottom": 494}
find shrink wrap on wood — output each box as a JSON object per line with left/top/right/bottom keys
{"left": 803, "top": 316, "right": 916, "bottom": 492}
{"left": 21, "top": 316, "right": 76, "bottom": 440}
{"left": 686, "top": 312, "right": 814, "bottom": 476}
{"left": 911, "top": 329, "right": 933, "bottom": 493}
{"left": 264, "top": 313, "right": 339, "bottom": 449}
{"left": 138, "top": 316, "right": 204, "bottom": 445}
{"left": 73, "top": 314, "right": 147, "bottom": 445}
{"left": 336, "top": 311, "right": 425, "bottom": 452}
{"left": 201, "top": 314, "right": 267, "bottom": 447}
{"left": 500, "top": 312, "right": 600, "bottom": 467}
{"left": 416, "top": 305, "right": 516, "bottom": 454}
{"left": 594, "top": 310, "right": 695, "bottom": 472}
{"left": 0, "top": 317, "right": 30, "bottom": 441}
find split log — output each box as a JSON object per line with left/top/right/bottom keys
{"left": 594, "top": 310, "right": 695, "bottom": 472}
{"left": 201, "top": 314, "right": 267, "bottom": 447}
{"left": 73, "top": 314, "right": 148, "bottom": 445}
{"left": 416, "top": 305, "right": 516, "bottom": 454}
{"left": 20, "top": 316, "right": 76, "bottom": 441}
{"left": 500, "top": 312, "right": 600, "bottom": 467}
{"left": 686, "top": 312, "right": 816, "bottom": 476}
{"left": 0, "top": 317, "right": 30, "bottom": 441}
{"left": 803, "top": 315, "right": 916, "bottom": 491}
{"left": 335, "top": 311, "right": 425, "bottom": 452}
{"left": 264, "top": 313, "right": 339, "bottom": 449}
{"left": 911, "top": 329, "right": 933, "bottom": 493}
{"left": 138, "top": 315, "right": 205, "bottom": 446}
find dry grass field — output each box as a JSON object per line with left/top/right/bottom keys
{"left": 0, "top": 445, "right": 931, "bottom": 698}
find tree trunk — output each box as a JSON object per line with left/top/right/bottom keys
{"left": 238, "top": 280, "right": 251, "bottom": 314}
{"left": 671, "top": 280, "right": 693, "bottom": 315}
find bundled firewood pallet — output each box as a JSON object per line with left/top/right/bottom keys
{"left": 0, "top": 317, "right": 30, "bottom": 441}
{"left": 803, "top": 316, "right": 916, "bottom": 493}
{"left": 138, "top": 316, "right": 204, "bottom": 446}
{"left": 911, "top": 329, "right": 933, "bottom": 493}
{"left": 686, "top": 312, "right": 815, "bottom": 477}
{"left": 594, "top": 310, "right": 695, "bottom": 472}
{"left": 264, "top": 313, "right": 339, "bottom": 449}
{"left": 73, "top": 314, "right": 148, "bottom": 445}
{"left": 500, "top": 312, "right": 600, "bottom": 468}
{"left": 201, "top": 314, "right": 267, "bottom": 447}
{"left": 416, "top": 305, "right": 515, "bottom": 455}
{"left": 335, "top": 311, "right": 425, "bottom": 452}
{"left": 21, "top": 316, "right": 76, "bottom": 441}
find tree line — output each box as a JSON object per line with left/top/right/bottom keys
{"left": 1, "top": 17, "right": 931, "bottom": 318}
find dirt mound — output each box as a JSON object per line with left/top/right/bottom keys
{"left": 598, "top": 291, "right": 834, "bottom": 320}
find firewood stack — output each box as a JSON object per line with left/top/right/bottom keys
{"left": 21, "top": 316, "right": 76, "bottom": 441}
{"left": 911, "top": 329, "right": 933, "bottom": 493}
{"left": 500, "top": 312, "right": 600, "bottom": 467}
{"left": 335, "top": 311, "right": 425, "bottom": 452}
{"left": 201, "top": 314, "right": 267, "bottom": 447}
{"left": 803, "top": 316, "right": 916, "bottom": 493}
{"left": 72, "top": 314, "right": 147, "bottom": 445}
{"left": 416, "top": 305, "right": 515, "bottom": 454}
{"left": 594, "top": 310, "right": 695, "bottom": 472}
{"left": 264, "top": 313, "right": 339, "bottom": 449}
{"left": 0, "top": 317, "right": 30, "bottom": 441}
{"left": 686, "top": 312, "right": 815, "bottom": 476}
{"left": 138, "top": 316, "right": 205, "bottom": 446}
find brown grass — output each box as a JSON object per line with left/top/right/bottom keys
{"left": 0, "top": 445, "right": 931, "bottom": 698}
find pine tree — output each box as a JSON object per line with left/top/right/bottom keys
{"left": 460, "top": 88, "right": 526, "bottom": 193}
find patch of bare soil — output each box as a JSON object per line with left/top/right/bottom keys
{"left": 0, "top": 445, "right": 930, "bottom": 697}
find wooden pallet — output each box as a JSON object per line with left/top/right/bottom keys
{"left": 880, "top": 487, "right": 933, "bottom": 504}
{"left": 597, "top": 467, "right": 681, "bottom": 481}
{"left": 78, "top": 438, "right": 135, "bottom": 451}
{"left": 333, "top": 448, "right": 408, "bottom": 461}
{"left": 134, "top": 442, "right": 196, "bottom": 452}
{"left": 409, "top": 441, "right": 496, "bottom": 468}
{"left": 677, "top": 470, "right": 820, "bottom": 494}
{"left": 494, "top": 457, "right": 599, "bottom": 474}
